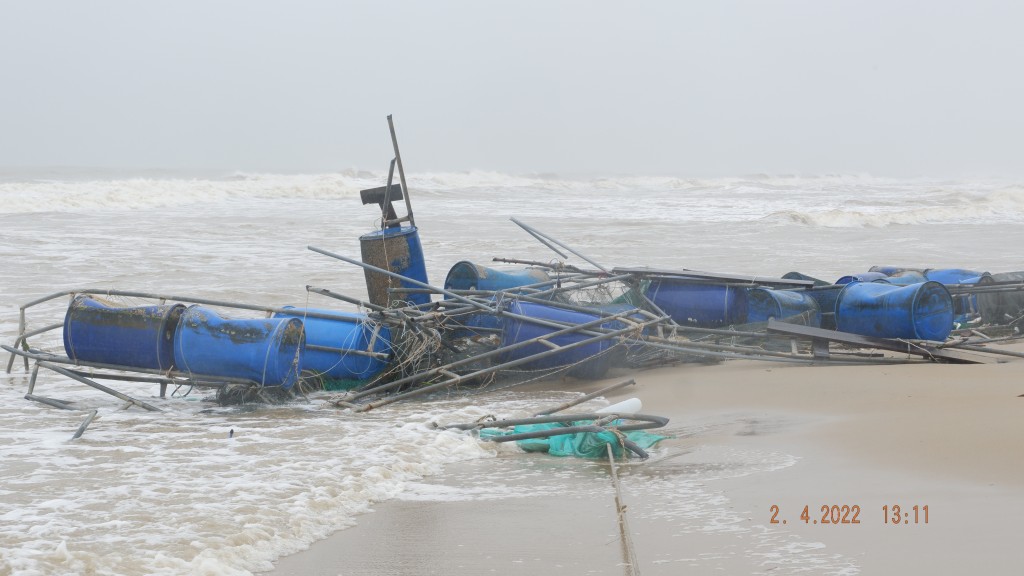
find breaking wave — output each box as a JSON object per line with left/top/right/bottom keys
{"left": 2, "top": 170, "right": 1023, "bottom": 227}
{"left": 763, "top": 184, "right": 1024, "bottom": 227}
{"left": 0, "top": 173, "right": 373, "bottom": 214}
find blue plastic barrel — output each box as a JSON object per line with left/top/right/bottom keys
{"left": 747, "top": 288, "right": 820, "bottom": 326}
{"left": 359, "top": 226, "right": 429, "bottom": 308}
{"left": 835, "top": 281, "right": 954, "bottom": 341}
{"left": 500, "top": 301, "right": 619, "bottom": 379}
{"left": 444, "top": 262, "right": 550, "bottom": 335}
{"left": 882, "top": 270, "right": 928, "bottom": 285}
{"left": 924, "top": 268, "right": 983, "bottom": 285}
{"left": 799, "top": 286, "right": 844, "bottom": 330}
{"left": 644, "top": 279, "right": 748, "bottom": 327}
{"left": 444, "top": 261, "right": 550, "bottom": 293}
{"left": 174, "top": 306, "right": 305, "bottom": 389}
{"left": 273, "top": 307, "right": 391, "bottom": 382}
{"left": 924, "top": 270, "right": 984, "bottom": 322}
{"left": 62, "top": 295, "right": 184, "bottom": 370}
{"left": 835, "top": 272, "right": 890, "bottom": 285}
{"left": 448, "top": 297, "right": 502, "bottom": 336}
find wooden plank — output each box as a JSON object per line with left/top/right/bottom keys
{"left": 613, "top": 266, "right": 814, "bottom": 287}
{"left": 765, "top": 319, "right": 989, "bottom": 364}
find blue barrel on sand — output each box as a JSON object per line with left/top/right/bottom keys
{"left": 174, "top": 306, "right": 305, "bottom": 389}
{"left": 359, "top": 226, "right": 429, "bottom": 308}
{"left": 63, "top": 295, "right": 185, "bottom": 370}
{"left": 500, "top": 301, "right": 619, "bottom": 379}
{"left": 273, "top": 307, "right": 391, "bottom": 382}
{"left": 645, "top": 279, "right": 748, "bottom": 327}
{"left": 835, "top": 272, "right": 890, "bottom": 285}
{"left": 835, "top": 281, "right": 954, "bottom": 341}
{"left": 747, "top": 288, "right": 821, "bottom": 326}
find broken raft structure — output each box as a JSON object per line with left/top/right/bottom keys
{"left": 7, "top": 116, "right": 1024, "bottom": 443}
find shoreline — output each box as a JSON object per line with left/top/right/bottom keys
{"left": 267, "top": 346, "right": 1024, "bottom": 575}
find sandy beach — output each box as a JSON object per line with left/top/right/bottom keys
{"left": 268, "top": 343, "right": 1024, "bottom": 575}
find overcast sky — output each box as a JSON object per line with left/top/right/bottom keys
{"left": 1, "top": 1, "right": 1021, "bottom": 177}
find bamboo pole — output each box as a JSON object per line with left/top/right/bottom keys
{"left": 607, "top": 443, "right": 640, "bottom": 576}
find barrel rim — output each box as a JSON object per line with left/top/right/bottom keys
{"left": 359, "top": 225, "right": 419, "bottom": 241}
{"left": 909, "top": 280, "right": 954, "bottom": 340}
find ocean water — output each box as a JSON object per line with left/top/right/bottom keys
{"left": 1, "top": 172, "right": 1022, "bottom": 575}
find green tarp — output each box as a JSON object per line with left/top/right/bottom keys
{"left": 480, "top": 420, "right": 666, "bottom": 459}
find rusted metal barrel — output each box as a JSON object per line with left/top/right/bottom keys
{"left": 359, "top": 226, "right": 429, "bottom": 308}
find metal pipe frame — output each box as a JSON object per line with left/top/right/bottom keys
{"left": 345, "top": 309, "right": 647, "bottom": 402}
{"left": 532, "top": 378, "right": 637, "bottom": 416}
{"left": 510, "top": 217, "right": 610, "bottom": 273}
{"left": 444, "top": 411, "right": 668, "bottom": 433}
{"left": 6, "top": 287, "right": 388, "bottom": 374}
{"left": 5, "top": 345, "right": 258, "bottom": 386}
{"left": 354, "top": 319, "right": 660, "bottom": 412}
{"left": 39, "top": 361, "right": 162, "bottom": 412}
{"left": 23, "top": 393, "right": 100, "bottom": 441}
{"left": 387, "top": 114, "right": 415, "bottom": 228}
{"left": 387, "top": 272, "right": 594, "bottom": 301}
{"left": 491, "top": 257, "right": 590, "bottom": 274}
{"left": 308, "top": 245, "right": 493, "bottom": 312}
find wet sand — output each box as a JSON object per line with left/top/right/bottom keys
{"left": 268, "top": 343, "right": 1024, "bottom": 575}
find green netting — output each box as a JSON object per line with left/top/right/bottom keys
{"left": 611, "top": 281, "right": 651, "bottom": 307}
{"left": 480, "top": 420, "right": 666, "bottom": 458}
{"left": 319, "top": 377, "right": 364, "bottom": 391}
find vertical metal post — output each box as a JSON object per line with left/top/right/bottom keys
{"left": 387, "top": 115, "right": 415, "bottom": 227}
{"left": 27, "top": 363, "right": 40, "bottom": 394}
{"left": 19, "top": 307, "right": 28, "bottom": 370}
{"left": 381, "top": 158, "right": 398, "bottom": 228}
